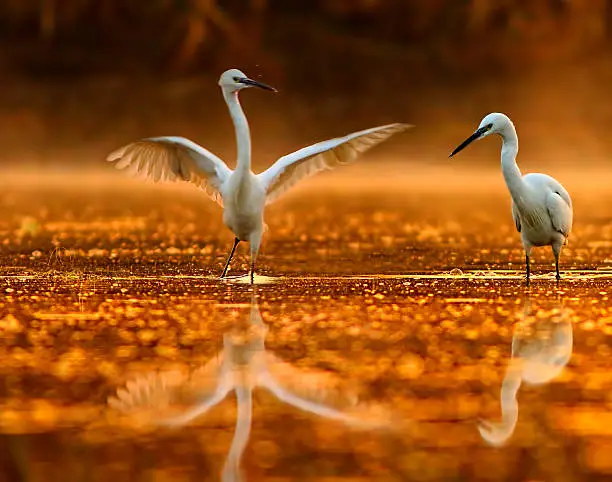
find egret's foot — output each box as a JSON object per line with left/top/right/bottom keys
{"left": 525, "top": 277, "right": 530, "bottom": 287}
{"left": 250, "top": 272, "right": 254, "bottom": 285}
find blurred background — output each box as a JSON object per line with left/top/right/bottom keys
{"left": 0, "top": 0, "right": 611, "bottom": 169}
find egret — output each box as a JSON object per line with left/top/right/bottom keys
{"left": 449, "top": 113, "right": 573, "bottom": 286}
{"left": 107, "top": 68, "right": 411, "bottom": 283}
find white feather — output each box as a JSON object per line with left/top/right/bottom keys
{"left": 258, "top": 123, "right": 412, "bottom": 205}
{"left": 546, "top": 189, "right": 573, "bottom": 238}
{"left": 106, "top": 136, "right": 232, "bottom": 206}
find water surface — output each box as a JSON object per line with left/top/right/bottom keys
{"left": 0, "top": 167, "right": 610, "bottom": 481}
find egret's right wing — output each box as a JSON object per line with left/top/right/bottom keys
{"left": 546, "top": 191, "right": 573, "bottom": 238}
{"left": 107, "top": 136, "right": 232, "bottom": 206}
{"left": 258, "top": 123, "right": 411, "bottom": 205}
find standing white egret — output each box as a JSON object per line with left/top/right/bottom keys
{"left": 107, "top": 68, "right": 411, "bottom": 283}
{"left": 449, "top": 113, "right": 573, "bottom": 286}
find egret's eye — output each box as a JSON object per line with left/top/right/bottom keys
{"left": 485, "top": 123, "right": 493, "bottom": 130}
{"left": 232, "top": 76, "right": 241, "bottom": 83}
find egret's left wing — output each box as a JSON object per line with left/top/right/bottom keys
{"left": 257, "top": 123, "right": 411, "bottom": 205}
{"left": 546, "top": 191, "right": 573, "bottom": 238}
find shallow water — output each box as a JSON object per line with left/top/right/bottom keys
{"left": 0, "top": 167, "right": 611, "bottom": 481}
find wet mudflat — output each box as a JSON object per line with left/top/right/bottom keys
{"left": 0, "top": 166, "right": 611, "bottom": 481}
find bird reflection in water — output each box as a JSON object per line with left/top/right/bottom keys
{"left": 478, "top": 297, "right": 573, "bottom": 446}
{"left": 108, "top": 289, "right": 390, "bottom": 481}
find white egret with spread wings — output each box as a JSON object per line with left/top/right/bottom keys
{"left": 450, "top": 113, "right": 572, "bottom": 286}
{"left": 107, "top": 68, "right": 411, "bottom": 283}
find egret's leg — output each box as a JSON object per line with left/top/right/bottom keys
{"left": 525, "top": 254, "right": 530, "bottom": 287}
{"left": 249, "top": 235, "right": 261, "bottom": 285}
{"left": 553, "top": 245, "right": 561, "bottom": 283}
{"left": 220, "top": 237, "right": 240, "bottom": 279}
{"left": 523, "top": 244, "right": 533, "bottom": 287}
{"left": 250, "top": 251, "right": 258, "bottom": 285}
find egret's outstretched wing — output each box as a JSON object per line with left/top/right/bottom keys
{"left": 546, "top": 190, "right": 573, "bottom": 238}
{"left": 107, "top": 136, "right": 232, "bottom": 206}
{"left": 258, "top": 123, "right": 411, "bottom": 205}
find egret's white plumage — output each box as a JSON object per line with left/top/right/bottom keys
{"left": 450, "top": 113, "right": 573, "bottom": 285}
{"left": 107, "top": 136, "right": 231, "bottom": 205}
{"left": 107, "top": 68, "right": 411, "bottom": 283}
{"left": 259, "top": 124, "right": 409, "bottom": 204}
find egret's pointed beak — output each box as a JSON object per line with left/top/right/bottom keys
{"left": 449, "top": 124, "right": 491, "bottom": 158}
{"left": 238, "top": 77, "right": 277, "bottom": 92}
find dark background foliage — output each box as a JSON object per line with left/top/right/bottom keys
{"left": 0, "top": 0, "right": 611, "bottom": 168}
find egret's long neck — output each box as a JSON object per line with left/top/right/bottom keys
{"left": 499, "top": 125, "right": 526, "bottom": 204}
{"left": 224, "top": 90, "right": 251, "bottom": 174}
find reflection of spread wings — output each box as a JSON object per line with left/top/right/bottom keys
{"left": 108, "top": 291, "right": 389, "bottom": 425}
{"left": 264, "top": 355, "right": 359, "bottom": 410}
{"left": 109, "top": 347, "right": 371, "bottom": 427}
{"left": 109, "top": 291, "right": 392, "bottom": 482}
{"left": 108, "top": 357, "right": 227, "bottom": 424}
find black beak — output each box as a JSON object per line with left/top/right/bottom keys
{"left": 238, "top": 77, "right": 277, "bottom": 92}
{"left": 449, "top": 125, "right": 491, "bottom": 158}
